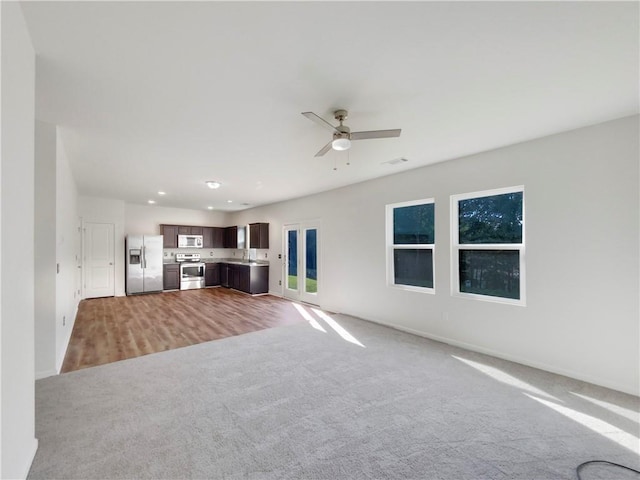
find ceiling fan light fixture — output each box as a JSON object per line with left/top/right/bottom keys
{"left": 332, "top": 137, "right": 351, "bottom": 151}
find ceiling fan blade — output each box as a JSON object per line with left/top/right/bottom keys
{"left": 351, "top": 129, "right": 402, "bottom": 140}
{"left": 314, "top": 141, "right": 333, "bottom": 157}
{"left": 302, "top": 112, "right": 339, "bottom": 133}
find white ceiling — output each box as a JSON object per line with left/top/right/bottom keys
{"left": 21, "top": 1, "right": 639, "bottom": 212}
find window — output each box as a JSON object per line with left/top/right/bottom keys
{"left": 386, "top": 199, "right": 435, "bottom": 292}
{"left": 451, "top": 186, "right": 525, "bottom": 305}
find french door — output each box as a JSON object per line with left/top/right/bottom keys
{"left": 283, "top": 222, "right": 320, "bottom": 305}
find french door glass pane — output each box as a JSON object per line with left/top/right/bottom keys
{"left": 287, "top": 230, "right": 298, "bottom": 290}
{"left": 393, "top": 248, "right": 433, "bottom": 288}
{"left": 305, "top": 229, "right": 317, "bottom": 294}
{"left": 459, "top": 250, "right": 520, "bottom": 299}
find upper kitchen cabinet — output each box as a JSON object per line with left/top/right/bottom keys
{"left": 178, "top": 226, "right": 203, "bottom": 235}
{"left": 203, "top": 227, "right": 225, "bottom": 248}
{"left": 224, "top": 226, "right": 238, "bottom": 248}
{"left": 249, "top": 223, "right": 269, "bottom": 249}
{"left": 213, "top": 227, "right": 225, "bottom": 247}
{"left": 160, "top": 225, "right": 179, "bottom": 248}
{"left": 203, "top": 227, "right": 213, "bottom": 248}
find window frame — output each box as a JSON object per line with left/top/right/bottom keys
{"left": 450, "top": 186, "right": 525, "bottom": 306}
{"left": 385, "top": 198, "right": 435, "bottom": 294}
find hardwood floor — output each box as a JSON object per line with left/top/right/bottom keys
{"left": 61, "top": 288, "right": 310, "bottom": 373}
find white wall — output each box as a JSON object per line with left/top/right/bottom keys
{"left": 0, "top": 2, "right": 39, "bottom": 477}
{"left": 230, "top": 116, "right": 639, "bottom": 396}
{"left": 78, "top": 196, "right": 126, "bottom": 296}
{"left": 124, "top": 203, "right": 229, "bottom": 235}
{"left": 34, "top": 121, "right": 57, "bottom": 379}
{"left": 34, "top": 124, "right": 80, "bottom": 378}
{"left": 55, "top": 131, "right": 79, "bottom": 371}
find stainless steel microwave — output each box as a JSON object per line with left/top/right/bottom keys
{"left": 178, "top": 234, "right": 203, "bottom": 248}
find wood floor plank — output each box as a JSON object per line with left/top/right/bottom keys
{"left": 61, "top": 288, "right": 310, "bottom": 373}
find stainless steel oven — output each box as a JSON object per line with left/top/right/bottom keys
{"left": 176, "top": 253, "right": 205, "bottom": 290}
{"left": 180, "top": 262, "right": 205, "bottom": 290}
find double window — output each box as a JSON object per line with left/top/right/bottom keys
{"left": 451, "top": 186, "right": 525, "bottom": 305}
{"left": 386, "top": 199, "right": 435, "bottom": 292}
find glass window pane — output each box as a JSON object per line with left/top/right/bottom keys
{"left": 287, "top": 230, "right": 297, "bottom": 290}
{"left": 394, "top": 203, "right": 434, "bottom": 244}
{"left": 459, "top": 250, "right": 520, "bottom": 299}
{"left": 305, "top": 229, "right": 317, "bottom": 294}
{"left": 459, "top": 192, "right": 523, "bottom": 244}
{"left": 394, "top": 249, "right": 433, "bottom": 288}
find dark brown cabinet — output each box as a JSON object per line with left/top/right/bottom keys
{"left": 224, "top": 226, "right": 238, "bottom": 248}
{"left": 163, "top": 264, "right": 180, "bottom": 290}
{"left": 212, "top": 227, "right": 224, "bottom": 248}
{"left": 160, "top": 225, "right": 179, "bottom": 248}
{"left": 230, "top": 264, "right": 241, "bottom": 290}
{"left": 220, "top": 263, "right": 268, "bottom": 294}
{"left": 205, "top": 263, "right": 220, "bottom": 287}
{"left": 246, "top": 265, "right": 268, "bottom": 294}
{"left": 203, "top": 227, "right": 213, "bottom": 248}
{"left": 249, "top": 223, "right": 269, "bottom": 249}
{"left": 178, "top": 226, "right": 203, "bottom": 235}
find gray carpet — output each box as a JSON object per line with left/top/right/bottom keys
{"left": 29, "top": 311, "right": 639, "bottom": 479}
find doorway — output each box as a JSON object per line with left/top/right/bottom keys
{"left": 83, "top": 222, "right": 115, "bottom": 298}
{"left": 283, "top": 222, "right": 320, "bottom": 305}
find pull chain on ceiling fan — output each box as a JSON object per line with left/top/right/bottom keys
{"left": 302, "top": 109, "right": 401, "bottom": 157}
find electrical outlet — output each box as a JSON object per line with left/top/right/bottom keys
{"left": 265, "top": 253, "right": 268, "bottom": 258}
{"left": 210, "top": 252, "right": 213, "bottom": 256}
{"left": 279, "top": 280, "right": 282, "bottom": 285}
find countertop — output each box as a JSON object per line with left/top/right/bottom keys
{"left": 163, "top": 258, "right": 269, "bottom": 267}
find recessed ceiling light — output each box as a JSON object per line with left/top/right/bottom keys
{"left": 207, "top": 206, "right": 214, "bottom": 210}
{"left": 148, "top": 200, "right": 156, "bottom": 204}
{"left": 227, "top": 200, "right": 233, "bottom": 203}
{"left": 206, "top": 181, "right": 221, "bottom": 189}
{"left": 157, "top": 191, "right": 166, "bottom": 195}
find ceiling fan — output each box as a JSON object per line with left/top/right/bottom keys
{"left": 302, "top": 109, "right": 401, "bottom": 157}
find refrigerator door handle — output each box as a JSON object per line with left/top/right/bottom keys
{"left": 142, "top": 245, "right": 146, "bottom": 269}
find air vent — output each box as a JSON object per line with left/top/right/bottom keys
{"left": 381, "top": 157, "right": 409, "bottom": 165}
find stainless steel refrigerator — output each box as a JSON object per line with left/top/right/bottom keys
{"left": 126, "top": 235, "right": 164, "bottom": 294}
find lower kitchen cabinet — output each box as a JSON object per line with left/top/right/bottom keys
{"left": 247, "top": 266, "right": 268, "bottom": 294}
{"left": 205, "top": 263, "right": 220, "bottom": 287}
{"left": 163, "top": 264, "right": 180, "bottom": 290}
{"left": 220, "top": 263, "right": 268, "bottom": 294}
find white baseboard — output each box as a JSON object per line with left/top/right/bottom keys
{"left": 35, "top": 369, "right": 57, "bottom": 380}
{"left": 56, "top": 303, "right": 79, "bottom": 373}
{"left": 19, "top": 438, "right": 38, "bottom": 480}
{"left": 352, "top": 315, "right": 638, "bottom": 397}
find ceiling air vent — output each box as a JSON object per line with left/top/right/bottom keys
{"left": 381, "top": 157, "right": 409, "bottom": 166}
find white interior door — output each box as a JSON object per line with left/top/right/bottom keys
{"left": 84, "top": 222, "right": 115, "bottom": 298}
{"left": 283, "top": 222, "right": 320, "bottom": 305}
